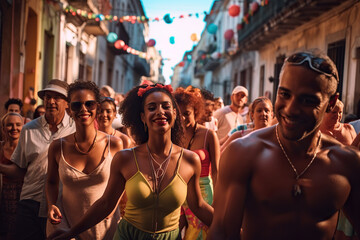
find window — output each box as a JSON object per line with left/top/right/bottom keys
{"left": 327, "top": 39, "right": 345, "bottom": 100}
{"left": 98, "top": 60, "right": 103, "bottom": 83}
{"left": 79, "top": 52, "right": 85, "bottom": 80}
{"left": 259, "top": 65, "right": 265, "bottom": 96}
{"left": 86, "top": 65, "right": 92, "bottom": 81}
{"left": 272, "top": 55, "right": 286, "bottom": 103}
{"left": 107, "top": 67, "right": 112, "bottom": 85}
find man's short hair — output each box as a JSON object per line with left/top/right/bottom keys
{"left": 5, "top": 98, "right": 23, "bottom": 110}
{"left": 200, "top": 88, "right": 215, "bottom": 101}
{"left": 281, "top": 49, "right": 339, "bottom": 96}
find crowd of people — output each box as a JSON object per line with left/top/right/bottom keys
{"left": 0, "top": 49, "right": 359, "bottom": 240}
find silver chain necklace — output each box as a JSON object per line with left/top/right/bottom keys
{"left": 275, "top": 125, "right": 321, "bottom": 197}
{"left": 146, "top": 143, "right": 173, "bottom": 180}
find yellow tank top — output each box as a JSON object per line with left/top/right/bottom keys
{"left": 123, "top": 148, "right": 187, "bottom": 233}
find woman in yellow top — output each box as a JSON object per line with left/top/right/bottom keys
{"left": 48, "top": 83, "right": 213, "bottom": 240}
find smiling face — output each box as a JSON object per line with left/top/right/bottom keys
{"left": 179, "top": 104, "right": 196, "bottom": 128}
{"left": 97, "top": 101, "right": 116, "bottom": 129}
{"left": 141, "top": 91, "right": 176, "bottom": 135}
{"left": 275, "top": 64, "right": 330, "bottom": 141}
{"left": 44, "top": 91, "right": 68, "bottom": 120}
{"left": 68, "top": 89, "right": 98, "bottom": 127}
{"left": 3, "top": 114, "right": 23, "bottom": 140}
{"left": 251, "top": 101, "right": 273, "bottom": 129}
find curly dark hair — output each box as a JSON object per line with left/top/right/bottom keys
{"left": 200, "top": 88, "right": 215, "bottom": 101}
{"left": 174, "top": 87, "right": 205, "bottom": 122}
{"left": 67, "top": 80, "right": 101, "bottom": 103}
{"left": 119, "top": 85, "right": 184, "bottom": 145}
{"left": 5, "top": 98, "right": 23, "bottom": 110}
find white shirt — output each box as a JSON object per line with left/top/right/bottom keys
{"left": 214, "top": 106, "right": 244, "bottom": 140}
{"left": 11, "top": 113, "right": 75, "bottom": 217}
{"left": 205, "top": 116, "right": 218, "bottom": 132}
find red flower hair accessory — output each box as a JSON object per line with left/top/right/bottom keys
{"left": 137, "top": 84, "right": 173, "bottom": 97}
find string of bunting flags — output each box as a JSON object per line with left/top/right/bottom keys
{"left": 107, "top": 35, "right": 148, "bottom": 59}
{"left": 64, "top": 5, "right": 208, "bottom": 24}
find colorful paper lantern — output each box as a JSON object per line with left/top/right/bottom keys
{"left": 179, "top": 61, "right": 185, "bottom": 67}
{"left": 169, "top": 36, "right": 175, "bottom": 44}
{"left": 147, "top": 39, "right": 156, "bottom": 47}
{"left": 190, "top": 33, "right": 199, "bottom": 42}
{"left": 107, "top": 32, "right": 118, "bottom": 43}
{"left": 207, "top": 23, "right": 218, "bottom": 34}
{"left": 228, "top": 5, "right": 241, "bottom": 17}
{"left": 96, "top": 14, "right": 105, "bottom": 21}
{"left": 251, "top": 2, "right": 259, "bottom": 13}
{"left": 224, "top": 29, "right": 234, "bottom": 41}
{"left": 114, "top": 40, "right": 125, "bottom": 49}
{"left": 163, "top": 14, "right": 173, "bottom": 24}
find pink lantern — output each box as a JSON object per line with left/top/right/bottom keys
{"left": 114, "top": 40, "right": 125, "bottom": 49}
{"left": 147, "top": 39, "right": 156, "bottom": 47}
{"left": 224, "top": 29, "right": 234, "bottom": 41}
{"left": 228, "top": 5, "right": 240, "bottom": 17}
{"left": 251, "top": 2, "right": 259, "bottom": 13}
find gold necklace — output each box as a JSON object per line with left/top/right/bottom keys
{"left": 275, "top": 125, "right": 321, "bottom": 197}
{"left": 74, "top": 130, "right": 97, "bottom": 155}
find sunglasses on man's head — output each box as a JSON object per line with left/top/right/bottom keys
{"left": 70, "top": 100, "right": 97, "bottom": 112}
{"left": 286, "top": 53, "right": 337, "bottom": 80}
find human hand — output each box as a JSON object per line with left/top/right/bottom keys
{"left": 48, "top": 205, "right": 62, "bottom": 225}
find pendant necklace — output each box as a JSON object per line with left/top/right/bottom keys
{"left": 74, "top": 130, "right": 97, "bottom": 155}
{"left": 146, "top": 143, "right": 173, "bottom": 237}
{"left": 275, "top": 125, "right": 321, "bottom": 197}
{"left": 146, "top": 143, "right": 173, "bottom": 181}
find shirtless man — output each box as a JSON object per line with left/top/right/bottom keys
{"left": 208, "top": 50, "right": 360, "bottom": 240}
{"left": 320, "top": 99, "right": 357, "bottom": 145}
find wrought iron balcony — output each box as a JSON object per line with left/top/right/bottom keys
{"left": 237, "top": 0, "right": 344, "bottom": 51}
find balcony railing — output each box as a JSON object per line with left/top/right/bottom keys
{"left": 237, "top": 0, "right": 343, "bottom": 50}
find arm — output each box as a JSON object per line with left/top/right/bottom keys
{"left": 207, "top": 139, "right": 253, "bottom": 240}
{"left": 351, "top": 133, "right": 360, "bottom": 149}
{"left": 0, "top": 162, "right": 26, "bottom": 179}
{"left": 46, "top": 140, "right": 62, "bottom": 224}
{"left": 221, "top": 131, "right": 244, "bottom": 153}
{"left": 342, "top": 147, "right": 360, "bottom": 235}
{"left": 48, "top": 151, "right": 126, "bottom": 239}
{"left": 1, "top": 131, "right": 27, "bottom": 179}
{"left": 207, "top": 130, "right": 220, "bottom": 187}
{"left": 119, "top": 132, "right": 133, "bottom": 149}
{"left": 110, "top": 135, "right": 124, "bottom": 154}
{"left": 185, "top": 152, "right": 213, "bottom": 227}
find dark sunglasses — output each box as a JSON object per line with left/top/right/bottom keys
{"left": 286, "top": 53, "right": 337, "bottom": 79}
{"left": 70, "top": 100, "right": 97, "bottom": 112}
